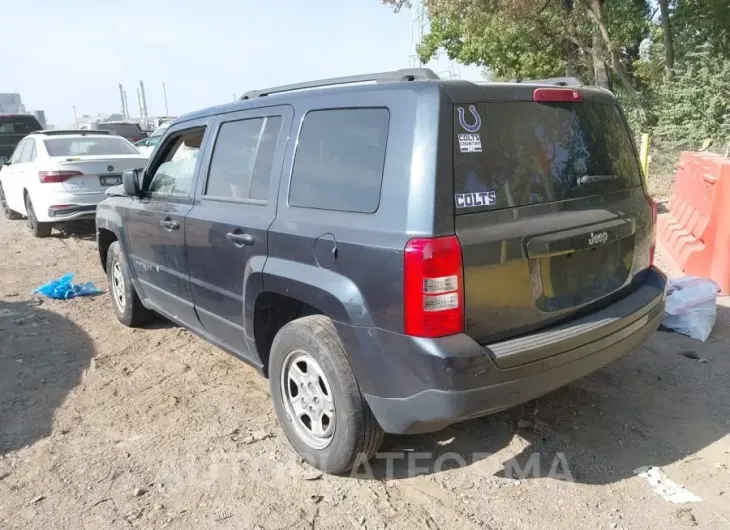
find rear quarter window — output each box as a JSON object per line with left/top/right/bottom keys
{"left": 453, "top": 102, "right": 642, "bottom": 213}
{"left": 289, "top": 108, "right": 390, "bottom": 213}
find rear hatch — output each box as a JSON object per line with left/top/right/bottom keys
{"left": 452, "top": 86, "right": 654, "bottom": 347}
{"left": 0, "top": 115, "right": 42, "bottom": 160}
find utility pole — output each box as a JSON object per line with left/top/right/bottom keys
{"left": 73, "top": 106, "right": 79, "bottom": 128}
{"left": 162, "top": 82, "right": 169, "bottom": 115}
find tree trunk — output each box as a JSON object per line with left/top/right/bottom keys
{"left": 582, "top": 0, "right": 646, "bottom": 116}
{"left": 657, "top": 0, "right": 675, "bottom": 80}
{"left": 562, "top": 0, "right": 579, "bottom": 77}
{"left": 592, "top": 32, "right": 610, "bottom": 89}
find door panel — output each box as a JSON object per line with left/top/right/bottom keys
{"left": 124, "top": 119, "right": 212, "bottom": 328}
{"left": 186, "top": 106, "right": 292, "bottom": 359}
{"left": 125, "top": 197, "right": 196, "bottom": 324}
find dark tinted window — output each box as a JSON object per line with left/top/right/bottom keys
{"left": 289, "top": 108, "right": 389, "bottom": 213}
{"left": 44, "top": 137, "right": 139, "bottom": 156}
{"left": 0, "top": 115, "right": 42, "bottom": 135}
{"left": 453, "top": 102, "right": 642, "bottom": 213}
{"left": 205, "top": 116, "right": 282, "bottom": 201}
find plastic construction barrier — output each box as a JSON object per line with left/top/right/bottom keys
{"left": 657, "top": 151, "right": 730, "bottom": 295}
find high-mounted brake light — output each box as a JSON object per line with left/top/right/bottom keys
{"left": 404, "top": 235, "right": 464, "bottom": 338}
{"left": 39, "top": 170, "right": 82, "bottom": 183}
{"left": 533, "top": 88, "right": 582, "bottom": 102}
{"left": 648, "top": 196, "right": 658, "bottom": 266}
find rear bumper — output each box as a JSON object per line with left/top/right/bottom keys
{"left": 48, "top": 204, "right": 97, "bottom": 220}
{"left": 34, "top": 192, "right": 105, "bottom": 223}
{"left": 342, "top": 268, "right": 666, "bottom": 435}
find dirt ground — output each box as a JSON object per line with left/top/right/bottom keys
{"left": 1, "top": 215, "right": 729, "bottom": 530}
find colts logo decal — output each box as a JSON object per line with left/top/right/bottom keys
{"left": 458, "top": 105, "right": 481, "bottom": 133}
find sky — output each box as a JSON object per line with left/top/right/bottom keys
{"left": 0, "top": 0, "right": 484, "bottom": 126}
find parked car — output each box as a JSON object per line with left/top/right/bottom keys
{"left": 133, "top": 122, "right": 171, "bottom": 157}
{"left": 92, "top": 121, "right": 148, "bottom": 143}
{"left": 96, "top": 68, "right": 665, "bottom": 474}
{"left": 0, "top": 130, "right": 148, "bottom": 237}
{"left": 0, "top": 114, "right": 43, "bottom": 165}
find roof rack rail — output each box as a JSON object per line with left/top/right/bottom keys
{"left": 34, "top": 129, "right": 115, "bottom": 136}
{"left": 512, "top": 77, "right": 582, "bottom": 87}
{"left": 240, "top": 68, "right": 440, "bottom": 100}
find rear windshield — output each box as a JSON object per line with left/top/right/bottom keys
{"left": 453, "top": 102, "right": 642, "bottom": 212}
{"left": 96, "top": 123, "right": 142, "bottom": 137}
{"left": 0, "top": 115, "right": 42, "bottom": 135}
{"left": 44, "top": 137, "right": 139, "bottom": 157}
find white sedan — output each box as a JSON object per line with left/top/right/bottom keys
{"left": 0, "top": 130, "right": 148, "bottom": 237}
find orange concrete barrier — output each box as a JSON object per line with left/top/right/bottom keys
{"left": 657, "top": 152, "right": 730, "bottom": 294}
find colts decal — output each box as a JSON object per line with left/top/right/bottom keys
{"left": 458, "top": 105, "right": 481, "bottom": 133}
{"left": 455, "top": 191, "right": 496, "bottom": 209}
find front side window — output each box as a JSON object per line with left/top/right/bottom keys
{"left": 204, "top": 116, "right": 283, "bottom": 201}
{"left": 289, "top": 108, "right": 390, "bottom": 213}
{"left": 147, "top": 127, "right": 205, "bottom": 196}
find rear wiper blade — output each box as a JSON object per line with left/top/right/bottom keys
{"left": 576, "top": 174, "right": 620, "bottom": 186}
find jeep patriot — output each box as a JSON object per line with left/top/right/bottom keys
{"left": 96, "top": 69, "right": 666, "bottom": 473}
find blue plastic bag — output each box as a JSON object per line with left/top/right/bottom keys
{"left": 33, "top": 273, "right": 102, "bottom": 300}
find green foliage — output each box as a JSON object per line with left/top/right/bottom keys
{"left": 653, "top": 45, "right": 730, "bottom": 149}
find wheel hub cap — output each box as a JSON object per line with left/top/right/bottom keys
{"left": 280, "top": 350, "right": 335, "bottom": 450}
{"left": 112, "top": 260, "right": 126, "bottom": 310}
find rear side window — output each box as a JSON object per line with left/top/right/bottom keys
{"left": 19, "top": 139, "right": 36, "bottom": 162}
{"left": 453, "top": 102, "right": 642, "bottom": 213}
{"left": 44, "top": 137, "right": 139, "bottom": 156}
{"left": 0, "top": 116, "right": 42, "bottom": 135}
{"left": 289, "top": 108, "right": 389, "bottom": 213}
{"left": 205, "top": 116, "right": 283, "bottom": 201}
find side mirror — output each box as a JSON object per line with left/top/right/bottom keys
{"left": 2, "top": 156, "right": 11, "bottom": 165}
{"left": 122, "top": 168, "right": 141, "bottom": 197}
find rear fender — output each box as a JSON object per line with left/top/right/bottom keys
{"left": 258, "top": 257, "right": 374, "bottom": 328}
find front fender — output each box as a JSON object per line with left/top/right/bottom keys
{"left": 95, "top": 202, "right": 124, "bottom": 234}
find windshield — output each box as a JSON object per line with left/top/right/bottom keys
{"left": 44, "top": 137, "right": 140, "bottom": 157}
{"left": 0, "top": 116, "right": 42, "bottom": 135}
{"left": 453, "top": 102, "right": 642, "bottom": 213}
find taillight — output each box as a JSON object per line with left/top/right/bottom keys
{"left": 648, "top": 197, "right": 658, "bottom": 266}
{"left": 404, "top": 235, "right": 464, "bottom": 338}
{"left": 39, "top": 170, "right": 82, "bottom": 183}
{"left": 533, "top": 88, "right": 582, "bottom": 102}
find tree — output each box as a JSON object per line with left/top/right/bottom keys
{"left": 382, "top": 0, "right": 649, "bottom": 114}
{"left": 657, "top": 0, "right": 674, "bottom": 79}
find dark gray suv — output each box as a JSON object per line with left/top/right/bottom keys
{"left": 96, "top": 69, "right": 665, "bottom": 473}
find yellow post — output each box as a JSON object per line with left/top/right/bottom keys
{"left": 639, "top": 133, "right": 651, "bottom": 186}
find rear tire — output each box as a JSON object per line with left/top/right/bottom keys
{"left": 107, "top": 241, "right": 154, "bottom": 327}
{"left": 0, "top": 183, "right": 21, "bottom": 220}
{"left": 269, "top": 315, "right": 384, "bottom": 474}
{"left": 24, "top": 193, "right": 52, "bottom": 238}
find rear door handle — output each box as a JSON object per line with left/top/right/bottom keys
{"left": 226, "top": 231, "right": 255, "bottom": 246}
{"left": 160, "top": 218, "right": 180, "bottom": 230}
